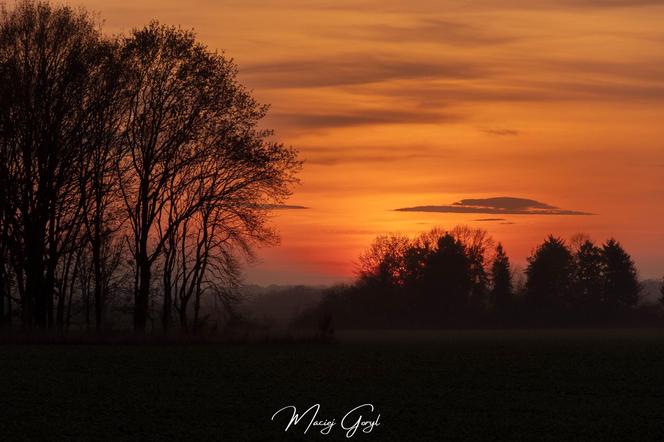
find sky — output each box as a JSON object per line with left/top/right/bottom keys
{"left": 77, "top": 0, "right": 664, "bottom": 285}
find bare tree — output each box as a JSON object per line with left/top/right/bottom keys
{"left": 118, "top": 23, "right": 299, "bottom": 332}
{"left": 450, "top": 226, "right": 494, "bottom": 308}
{"left": 0, "top": 1, "right": 103, "bottom": 328}
{"left": 357, "top": 234, "right": 411, "bottom": 287}
{"left": 0, "top": 5, "right": 300, "bottom": 333}
{"left": 77, "top": 39, "right": 128, "bottom": 331}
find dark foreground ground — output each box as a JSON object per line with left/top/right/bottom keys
{"left": 2, "top": 329, "right": 664, "bottom": 441}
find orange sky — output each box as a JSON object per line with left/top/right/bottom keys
{"left": 78, "top": 0, "right": 664, "bottom": 284}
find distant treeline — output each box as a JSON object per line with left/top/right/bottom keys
{"left": 296, "top": 227, "right": 664, "bottom": 329}
{"left": 0, "top": 2, "right": 299, "bottom": 332}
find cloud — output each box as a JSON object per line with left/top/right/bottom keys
{"left": 305, "top": 153, "right": 420, "bottom": 166}
{"left": 479, "top": 128, "right": 520, "bottom": 136}
{"left": 554, "top": 0, "right": 664, "bottom": 7}
{"left": 320, "top": 18, "right": 518, "bottom": 47}
{"left": 368, "top": 73, "right": 664, "bottom": 106}
{"left": 254, "top": 0, "right": 664, "bottom": 14}
{"left": 459, "top": 197, "right": 557, "bottom": 210}
{"left": 269, "top": 109, "right": 463, "bottom": 129}
{"left": 300, "top": 144, "right": 458, "bottom": 165}
{"left": 242, "top": 54, "right": 486, "bottom": 89}
{"left": 543, "top": 59, "right": 664, "bottom": 83}
{"left": 396, "top": 197, "right": 594, "bottom": 215}
{"left": 523, "top": 79, "right": 664, "bottom": 102}
{"left": 474, "top": 218, "right": 508, "bottom": 222}
{"left": 258, "top": 204, "right": 310, "bottom": 210}
{"left": 246, "top": 0, "right": 664, "bottom": 12}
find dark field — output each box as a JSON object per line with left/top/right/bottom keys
{"left": 2, "top": 330, "right": 664, "bottom": 441}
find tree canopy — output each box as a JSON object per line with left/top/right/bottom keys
{"left": 0, "top": 1, "right": 300, "bottom": 332}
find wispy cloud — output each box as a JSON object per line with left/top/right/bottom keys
{"left": 553, "top": 0, "right": 664, "bottom": 7}
{"left": 367, "top": 73, "right": 664, "bottom": 105}
{"left": 300, "top": 144, "right": 458, "bottom": 165}
{"left": 305, "top": 153, "right": 420, "bottom": 166}
{"left": 259, "top": 204, "right": 310, "bottom": 210}
{"left": 396, "top": 197, "right": 594, "bottom": 215}
{"left": 242, "top": 54, "right": 486, "bottom": 89}
{"left": 319, "top": 18, "right": 518, "bottom": 47}
{"left": 270, "top": 109, "right": 463, "bottom": 129}
{"left": 479, "top": 128, "right": 520, "bottom": 136}
{"left": 240, "top": 0, "right": 664, "bottom": 12}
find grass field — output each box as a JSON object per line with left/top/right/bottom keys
{"left": 2, "top": 329, "right": 664, "bottom": 441}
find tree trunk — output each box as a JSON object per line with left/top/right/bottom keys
{"left": 162, "top": 272, "right": 172, "bottom": 332}
{"left": 0, "top": 266, "right": 5, "bottom": 327}
{"left": 179, "top": 297, "right": 189, "bottom": 332}
{"left": 134, "top": 257, "right": 150, "bottom": 332}
{"left": 92, "top": 239, "right": 103, "bottom": 332}
{"left": 193, "top": 288, "right": 201, "bottom": 334}
{"left": 45, "top": 258, "right": 55, "bottom": 330}
{"left": 162, "top": 239, "right": 176, "bottom": 333}
{"left": 24, "top": 237, "right": 44, "bottom": 328}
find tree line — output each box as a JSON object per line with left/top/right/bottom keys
{"left": 298, "top": 227, "right": 661, "bottom": 329}
{"left": 0, "top": 1, "right": 299, "bottom": 333}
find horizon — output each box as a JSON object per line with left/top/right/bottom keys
{"left": 77, "top": 0, "right": 664, "bottom": 285}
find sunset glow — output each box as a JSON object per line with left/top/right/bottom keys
{"left": 80, "top": 0, "right": 664, "bottom": 284}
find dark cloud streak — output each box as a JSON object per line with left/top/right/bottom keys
{"left": 479, "top": 128, "right": 520, "bottom": 136}
{"left": 474, "top": 218, "right": 508, "bottom": 222}
{"left": 269, "top": 109, "right": 464, "bottom": 128}
{"left": 242, "top": 54, "right": 486, "bottom": 89}
{"left": 396, "top": 197, "right": 594, "bottom": 215}
{"left": 259, "top": 204, "right": 310, "bottom": 210}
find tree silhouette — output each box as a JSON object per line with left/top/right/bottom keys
{"left": 299, "top": 228, "right": 656, "bottom": 330}
{"left": 0, "top": 1, "right": 103, "bottom": 328}
{"left": 601, "top": 239, "right": 640, "bottom": 314}
{"left": 572, "top": 239, "right": 604, "bottom": 314}
{"left": 423, "top": 233, "right": 471, "bottom": 317}
{"left": 76, "top": 38, "right": 127, "bottom": 332}
{"left": 116, "top": 23, "right": 299, "bottom": 332}
{"left": 357, "top": 234, "right": 411, "bottom": 287}
{"left": 0, "top": 2, "right": 299, "bottom": 332}
{"left": 490, "top": 243, "right": 512, "bottom": 311}
{"left": 526, "top": 236, "right": 575, "bottom": 320}
{"left": 451, "top": 226, "right": 492, "bottom": 310}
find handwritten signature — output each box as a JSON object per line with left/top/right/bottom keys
{"left": 271, "top": 403, "right": 381, "bottom": 438}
